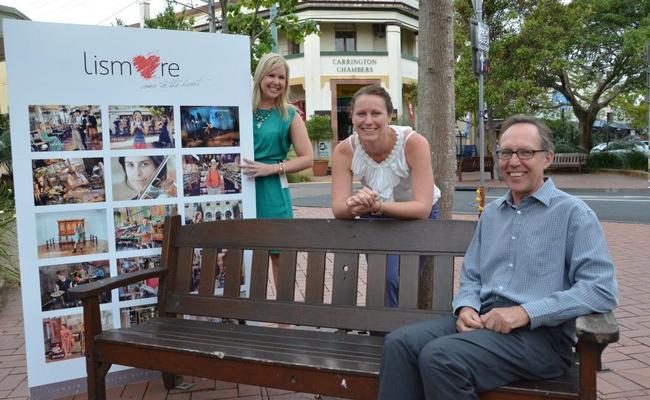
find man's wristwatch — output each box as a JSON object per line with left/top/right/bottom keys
{"left": 370, "top": 200, "right": 384, "bottom": 216}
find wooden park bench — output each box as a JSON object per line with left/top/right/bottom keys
{"left": 551, "top": 153, "right": 587, "bottom": 173}
{"left": 70, "top": 216, "right": 619, "bottom": 400}
{"left": 457, "top": 156, "right": 495, "bottom": 182}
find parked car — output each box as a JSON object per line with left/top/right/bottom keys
{"left": 590, "top": 140, "right": 649, "bottom": 154}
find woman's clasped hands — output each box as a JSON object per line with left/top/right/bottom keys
{"left": 346, "top": 187, "right": 381, "bottom": 216}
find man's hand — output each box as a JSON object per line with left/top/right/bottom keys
{"left": 480, "top": 306, "right": 530, "bottom": 334}
{"left": 456, "top": 307, "right": 484, "bottom": 332}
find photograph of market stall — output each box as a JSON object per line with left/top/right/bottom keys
{"left": 32, "top": 158, "right": 105, "bottom": 205}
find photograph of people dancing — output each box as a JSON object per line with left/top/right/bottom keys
{"left": 240, "top": 53, "right": 313, "bottom": 286}
{"left": 331, "top": 84, "right": 441, "bottom": 307}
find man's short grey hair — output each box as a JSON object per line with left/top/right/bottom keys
{"left": 501, "top": 115, "right": 554, "bottom": 152}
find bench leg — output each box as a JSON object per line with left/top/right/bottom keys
{"left": 86, "top": 360, "right": 111, "bottom": 400}
{"left": 162, "top": 372, "right": 180, "bottom": 390}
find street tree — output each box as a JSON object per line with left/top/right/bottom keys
{"left": 417, "top": 0, "right": 455, "bottom": 307}
{"left": 506, "top": 0, "right": 650, "bottom": 149}
{"left": 145, "top": 1, "right": 195, "bottom": 30}
{"left": 225, "top": 0, "right": 319, "bottom": 71}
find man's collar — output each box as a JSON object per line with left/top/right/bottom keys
{"left": 496, "top": 177, "right": 556, "bottom": 208}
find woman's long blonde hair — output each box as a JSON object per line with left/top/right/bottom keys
{"left": 252, "top": 53, "right": 292, "bottom": 120}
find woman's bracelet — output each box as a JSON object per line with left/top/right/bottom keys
{"left": 278, "top": 161, "right": 286, "bottom": 175}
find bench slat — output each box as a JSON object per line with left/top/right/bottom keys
{"left": 365, "top": 254, "right": 387, "bottom": 308}
{"left": 249, "top": 249, "right": 269, "bottom": 300}
{"left": 172, "top": 219, "right": 476, "bottom": 254}
{"left": 332, "top": 253, "right": 359, "bottom": 306}
{"left": 165, "top": 294, "right": 443, "bottom": 333}
{"left": 432, "top": 255, "right": 455, "bottom": 311}
{"left": 398, "top": 255, "right": 419, "bottom": 309}
{"left": 276, "top": 251, "right": 297, "bottom": 301}
{"left": 304, "top": 252, "right": 326, "bottom": 304}
{"left": 197, "top": 248, "right": 217, "bottom": 296}
{"left": 223, "top": 248, "right": 243, "bottom": 298}
{"left": 175, "top": 247, "right": 195, "bottom": 293}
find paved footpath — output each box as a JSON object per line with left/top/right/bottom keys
{"left": 1, "top": 205, "right": 649, "bottom": 400}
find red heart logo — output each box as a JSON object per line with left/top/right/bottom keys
{"left": 132, "top": 54, "right": 160, "bottom": 79}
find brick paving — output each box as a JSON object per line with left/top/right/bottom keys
{"left": 1, "top": 172, "right": 649, "bottom": 400}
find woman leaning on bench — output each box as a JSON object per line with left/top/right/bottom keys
{"left": 359, "top": 114, "right": 618, "bottom": 400}
{"left": 330, "top": 84, "right": 442, "bottom": 307}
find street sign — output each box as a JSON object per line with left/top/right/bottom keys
{"left": 477, "top": 21, "right": 489, "bottom": 52}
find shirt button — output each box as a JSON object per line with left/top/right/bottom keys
{"left": 499, "top": 286, "right": 504, "bottom": 290}
{"left": 516, "top": 211, "right": 522, "bottom": 215}
{"left": 511, "top": 236, "right": 516, "bottom": 240}
{"left": 508, "top": 263, "right": 513, "bottom": 267}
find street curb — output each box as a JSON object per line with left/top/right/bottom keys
{"left": 591, "top": 169, "right": 649, "bottom": 179}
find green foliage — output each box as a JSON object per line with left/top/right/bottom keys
{"left": 587, "top": 152, "right": 624, "bottom": 169}
{"left": 145, "top": 1, "right": 195, "bottom": 30}
{"left": 226, "top": 0, "right": 319, "bottom": 71}
{"left": 453, "top": 0, "right": 650, "bottom": 148}
{"left": 287, "top": 172, "right": 312, "bottom": 183}
{"left": 0, "top": 115, "right": 17, "bottom": 283}
{"left": 305, "top": 114, "right": 333, "bottom": 143}
{"left": 587, "top": 150, "right": 647, "bottom": 170}
{"left": 544, "top": 119, "right": 582, "bottom": 150}
{"left": 554, "top": 141, "right": 583, "bottom": 153}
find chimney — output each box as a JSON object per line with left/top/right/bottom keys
{"left": 139, "top": 0, "right": 151, "bottom": 28}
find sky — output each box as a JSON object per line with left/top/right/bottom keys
{"left": 1, "top": 0, "right": 192, "bottom": 26}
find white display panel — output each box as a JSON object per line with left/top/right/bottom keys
{"left": 3, "top": 20, "right": 255, "bottom": 388}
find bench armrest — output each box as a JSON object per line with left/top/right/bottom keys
{"left": 68, "top": 267, "right": 167, "bottom": 300}
{"left": 575, "top": 312, "right": 619, "bottom": 345}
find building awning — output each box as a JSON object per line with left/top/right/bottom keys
{"left": 0, "top": 5, "right": 31, "bottom": 62}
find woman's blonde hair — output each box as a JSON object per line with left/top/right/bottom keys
{"left": 252, "top": 53, "right": 292, "bottom": 119}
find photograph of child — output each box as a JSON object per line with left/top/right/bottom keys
{"left": 180, "top": 106, "right": 239, "bottom": 148}
{"left": 111, "top": 155, "right": 176, "bottom": 200}
{"left": 108, "top": 105, "right": 174, "bottom": 149}
{"left": 184, "top": 200, "right": 242, "bottom": 224}
{"left": 33, "top": 158, "right": 105, "bottom": 205}
{"left": 113, "top": 205, "right": 177, "bottom": 251}
{"left": 35, "top": 210, "right": 109, "bottom": 259}
{"left": 116, "top": 256, "right": 161, "bottom": 301}
{"left": 39, "top": 261, "right": 110, "bottom": 311}
{"left": 182, "top": 153, "right": 241, "bottom": 197}
{"left": 29, "top": 105, "right": 102, "bottom": 151}
{"left": 42, "top": 311, "right": 112, "bottom": 363}
{"left": 120, "top": 305, "right": 157, "bottom": 328}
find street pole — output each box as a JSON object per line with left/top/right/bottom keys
{"left": 208, "top": 0, "right": 215, "bottom": 33}
{"left": 647, "top": 43, "right": 649, "bottom": 143}
{"left": 271, "top": 3, "right": 278, "bottom": 53}
{"left": 472, "top": 0, "right": 485, "bottom": 187}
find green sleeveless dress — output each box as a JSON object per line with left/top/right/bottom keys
{"left": 253, "top": 107, "right": 296, "bottom": 218}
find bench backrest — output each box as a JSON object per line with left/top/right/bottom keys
{"left": 552, "top": 153, "right": 586, "bottom": 165}
{"left": 158, "top": 216, "right": 476, "bottom": 333}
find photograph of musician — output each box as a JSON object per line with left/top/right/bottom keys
{"left": 42, "top": 312, "right": 112, "bottom": 363}
{"left": 29, "top": 104, "right": 103, "bottom": 152}
{"left": 116, "top": 256, "right": 160, "bottom": 301}
{"left": 39, "top": 261, "right": 111, "bottom": 311}
{"left": 182, "top": 153, "right": 242, "bottom": 196}
{"left": 35, "top": 210, "right": 109, "bottom": 259}
{"left": 111, "top": 155, "right": 176, "bottom": 200}
{"left": 180, "top": 105, "right": 239, "bottom": 148}
{"left": 108, "top": 105, "right": 174, "bottom": 149}
{"left": 113, "top": 205, "right": 177, "bottom": 251}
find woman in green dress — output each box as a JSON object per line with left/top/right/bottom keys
{"left": 241, "top": 53, "right": 313, "bottom": 284}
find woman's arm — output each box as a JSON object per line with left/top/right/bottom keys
{"left": 285, "top": 112, "right": 314, "bottom": 173}
{"left": 241, "top": 112, "right": 314, "bottom": 178}
{"left": 381, "top": 132, "right": 434, "bottom": 220}
{"left": 331, "top": 140, "right": 356, "bottom": 219}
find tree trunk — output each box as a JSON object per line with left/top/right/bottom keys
{"left": 416, "top": 0, "right": 454, "bottom": 309}
{"left": 220, "top": 0, "right": 229, "bottom": 33}
{"left": 416, "top": 0, "right": 455, "bottom": 219}
{"left": 577, "top": 111, "right": 597, "bottom": 150}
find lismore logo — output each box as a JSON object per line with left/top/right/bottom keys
{"left": 83, "top": 51, "right": 180, "bottom": 79}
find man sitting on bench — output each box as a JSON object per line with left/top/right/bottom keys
{"left": 377, "top": 115, "right": 618, "bottom": 399}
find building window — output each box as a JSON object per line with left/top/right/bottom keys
{"left": 288, "top": 40, "right": 300, "bottom": 55}
{"left": 335, "top": 31, "right": 356, "bottom": 52}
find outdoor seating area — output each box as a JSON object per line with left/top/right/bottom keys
{"left": 68, "top": 216, "right": 619, "bottom": 400}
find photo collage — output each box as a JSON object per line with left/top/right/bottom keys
{"left": 29, "top": 103, "right": 245, "bottom": 364}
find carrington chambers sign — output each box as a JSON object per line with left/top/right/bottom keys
{"left": 332, "top": 58, "right": 378, "bottom": 73}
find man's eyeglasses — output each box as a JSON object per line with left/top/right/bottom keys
{"left": 496, "top": 149, "right": 546, "bottom": 160}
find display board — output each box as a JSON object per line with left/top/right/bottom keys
{"left": 3, "top": 20, "right": 255, "bottom": 390}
